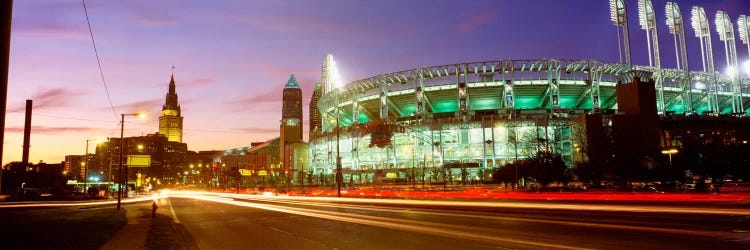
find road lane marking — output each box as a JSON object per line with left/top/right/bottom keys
{"left": 167, "top": 198, "right": 181, "bottom": 224}
{"left": 268, "top": 226, "right": 295, "bottom": 236}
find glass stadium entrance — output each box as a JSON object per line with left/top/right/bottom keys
{"left": 309, "top": 118, "right": 574, "bottom": 186}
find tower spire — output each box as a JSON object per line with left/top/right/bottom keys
{"left": 169, "top": 74, "right": 176, "bottom": 94}
{"left": 160, "top": 72, "right": 183, "bottom": 143}
{"left": 285, "top": 74, "right": 300, "bottom": 89}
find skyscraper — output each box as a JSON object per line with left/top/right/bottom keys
{"left": 281, "top": 74, "right": 303, "bottom": 142}
{"left": 159, "top": 74, "right": 183, "bottom": 143}
{"left": 309, "top": 83, "right": 323, "bottom": 140}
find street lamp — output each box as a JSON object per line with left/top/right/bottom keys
{"left": 83, "top": 138, "right": 102, "bottom": 195}
{"left": 324, "top": 55, "right": 345, "bottom": 198}
{"left": 336, "top": 104, "right": 344, "bottom": 197}
{"left": 117, "top": 112, "right": 145, "bottom": 211}
{"left": 661, "top": 148, "right": 679, "bottom": 167}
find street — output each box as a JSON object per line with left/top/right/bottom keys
{"left": 163, "top": 192, "right": 750, "bottom": 250}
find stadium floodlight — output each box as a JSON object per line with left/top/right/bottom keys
{"left": 665, "top": 2, "right": 681, "bottom": 34}
{"left": 715, "top": 10, "right": 742, "bottom": 114}
{"left": 715, "top": 11, "right": 739, "bottom": 67}
{"left": 609, "top": 0, "right": 624, "bottom": 25}
{"left": 739, "top": 15, "right": 750, "bottom": 63}
{"left": 664, "top": 2, "right": 691, "bottom": 113}
{"left": 726, "top": 66, "right": 737, "bottom": 80}
{"left": 638, "top": 0, "right": 660, "bottom": 67}
{"left": 322, "top": 53, "right": 345, "bottom": 93}
{"left": 691, "top": 7, "right": 709, "bottom": 38}
{"left": 637, "top": 0, "right": 655, "bottom": 30}
{"left": 739, "top": 15, "right": 749, "bottom": 45}
{"left": 690, "top": 6, "right": 715, "bottom": 73}
{"left": 690, "top": 6, "right": 718, "bottom": 112}
{"left": 715, "top": 11, "right": 734, "bottom": 42}
{"left": 743, "top": 61, "right": 750, "bottom": 76}
{"left": 609, "top": 0, "right": 631, "bottom": 65}
{"left": 665, "top": 2, "right": 689, "bottom": 70}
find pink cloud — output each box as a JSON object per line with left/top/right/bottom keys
{"left": 8, "top": 88, "right": 86, "bottom": 112}
{"left": 113, "top": 98, "right": 163, "bottom": 114}
{"left": 180, "top": 77, "right": 217, "bottom": 87}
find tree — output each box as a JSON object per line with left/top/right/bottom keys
{"left": 573, "top": 160, "right": 605, "bottom": 187}
{"left": 527, "top": 151, "right": 568, "bottom": 187}
{"left": 492, "top": 163, "right": 520, "bottom": 189}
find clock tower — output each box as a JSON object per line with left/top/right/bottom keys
{"left": 159, "top": 74, "right": 183, "bottom": 142}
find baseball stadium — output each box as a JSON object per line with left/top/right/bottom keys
{"left": 307, "top": 1, "right": 750, "bottom": 184}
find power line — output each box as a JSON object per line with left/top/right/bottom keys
{"left": 81, "top": 0, "right": 117, "bottom": 121}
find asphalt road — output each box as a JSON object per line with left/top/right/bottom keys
{"left": 164, "top": 193, "right": 750, "bottom": 250}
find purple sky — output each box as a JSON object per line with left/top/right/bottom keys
{"left": 3, "top": 0, "right": 750, "bottom": 165}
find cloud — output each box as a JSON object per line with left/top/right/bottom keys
{"left": 8, "top": 88, "right": 86, "bottom": 112}
{"left": 113, "top": 98, "right": 164, "bottom": 113}
{"left": 12, "top": 1, "right": 86, "bottom": 38}
{"left": 180, "top": 77, "right": 217, "bottom": 87}
{"left": 5, "top": 126, "right": 94, "bottom": 135}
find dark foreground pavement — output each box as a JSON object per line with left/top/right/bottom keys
{"left": 0, "top": 205, "right": 126, "bottom": 249}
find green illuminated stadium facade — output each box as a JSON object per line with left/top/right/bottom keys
{"left": 308, "top": 58, "right": 750, "bottom": 184}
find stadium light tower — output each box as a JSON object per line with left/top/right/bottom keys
{"left": 323, "top": 54, "right": 344, "bottom": 198}
{"left": 716, "top": 11, "right": 743, "bottom": 114}
{"left": 638, "top": 0, "right": 665, "bottom": 113}
{"left": 666, "top": 2, "right": 689, "bottom": 71}
{"left": 610, "top": 0, "right": 631, "bottom": 65}
{"left": 665, "top": 2, "right": 692, "bottom": 113}
{"left": 691, "top": 7, "right": 715, "bottom": 72}
{"left": 738, "top": 15, "right": 750, "bottom": 74}
{"left": 638, "top": 0, "right": 661, "bottom": 68}
{"left": 691, "top": 6, "right": 718, "bottom": 112}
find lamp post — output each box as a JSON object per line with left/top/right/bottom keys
{"left": 661, "top": 148, "right": 678, "bottom": 167}
{"left": 117, "top": 113, "right": 144, "bottom": 211}
{"left": 335, "top": 112, "right": 342, "bottom": 197}
{"left": 83, "top": 138, "right": 97, "bottom": 194}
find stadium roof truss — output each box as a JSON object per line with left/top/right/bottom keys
{"left": 319, "top": 59, "right": 749, "bottom": 128}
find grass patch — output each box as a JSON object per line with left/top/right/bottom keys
{"left": 0, "top": 206, "right": 126, "bottom": 249}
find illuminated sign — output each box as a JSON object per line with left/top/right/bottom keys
{"left": 240, "top": 169, "right": 253, "bottom": 176}
{"left": 127, "top": 155, "right": 151, "bottom": 167}
{"left": 258, "top": 170, "right": 268, "bottom": 176}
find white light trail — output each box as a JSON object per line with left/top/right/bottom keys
{"left": 171, "top": 191, "right": 750, "bottom": 216}
{"left": 0, "top": 196, "right": 156, "bottom": 208}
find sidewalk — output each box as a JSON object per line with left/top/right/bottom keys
{"left": 100, "top": 196, "right": 196, "bottom": 250}
{"left": 100, "top": 201, "right": 153, "bottom": 250}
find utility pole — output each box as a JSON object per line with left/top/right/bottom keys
{"left": 336, "top": 114, "right": 342, "bottom": 197}
{"left": 0, "top": 0, "right": 13, "bottom": 195}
